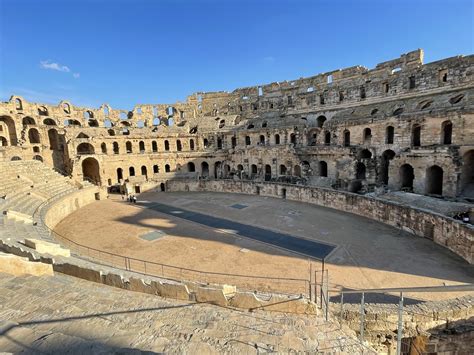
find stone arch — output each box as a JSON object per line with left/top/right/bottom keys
{"left": 324, "top": 131, "right": 331, "bottom": 145}
{"left": 251, "top": 164, "right": 258, "bottom": 177}
{"left": 355, "top": 162, "right": 366, "bottom": 180}
{"left": 139, "top": 141, "right": 145, "bottom": 152}
{"left": 28, "top": 128, "right": 41, "bottom": 144}
{"left": 317, "top": 115, "right": 326, "bottom": 128}
{"left": 264, "top": 164, "right": 272, "bottom": 181}
{"left": 38, "top": 106, "right": 48, "bottom": 116}
{"left": 214, "top": 161, "right": 221, "bottom": 179}
{"left": 274, "top": 134, "right": 280, "bottom": 145}
{"left": 129, "top": 166, "right": 135, "bottom": 176}
{"left": 399, "top": 164, "right": 414, "bottom": 190}
{"left": 343, "top": 129, "right": 350, "bottom": 147}
{"left": 176, "top": 139, "right": 182, "bottom": 151}
{"left": 77, "top": 142, "right": 95, "bottom": 155}
{"left": 82, "top": 157, "right": 100, "bottom": 184}
{"left": 0, "top": 116, "right": 17, "bottom": 145}
{"left": 23, "top": 116, "right": 35, "bottom": 125}
{"left": 441, "top": 120, "right": 452, "bottom": 145}
{"left": 294, "top": 165, "right": 301, "bottom": 177}
{"left": 113, "top": 142, "right": 119, "bottom": 154}
{"left": 153, "top": 165, "right": 159, "bottom": 174}
{"left": 319, "top": 161, "right": 328, "bottom": 177}
{"left": 117, "top": 168, "right": 123, "bottom": 182}
{"left": 380, "top": 149, "right": 396, "bottom": 185}
{"left": 33, "top": 155, "right": 43, "bottom": 162}
{"left": 88, "top": 119, "right": 99, "bottom": 127}
{"left": 279, "top": 164, "right": 287, "bottom": 175}
{"left": 141, "top": 165, "right": 147, "bottom": 178}
{"left": 425, "top": 165, "right": 443, "bottom": 195}
{"left": 152, "top": 141, "right": 158, "bottom": 152}
{"left": 358, "top": 149, "right": 372, "bottom": 159}
{"left": 412, "top": 124, "right": 421, "bottom": 147}
{"left": 190, "top": 139, "right": 195, "bottom": 151}
{"left": 187, "top": 162, "right": 196, "bottom": 172}
{"left": 48, "top": 129, "right": 59, "bottom": 150}
{"left": 0, "top": 136, "right": 7, "bottom": 146}
{"left": 43, "top": 118, "right": 56, "bottom": 126}
{"left": 164, "top": 140, "right": 170, "bottom": 151}
{"left": 363, "top": 128, "right": 372, "bottom": 144}
{"left": 126, "top": 141, "right": 133, "bottom": 153}
{"left": 101, "top": 142, "right": 107, "bottom": 154}
{"left": 201, "top": 161, "right": 209, "bottom": 177}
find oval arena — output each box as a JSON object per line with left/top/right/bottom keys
{"left": 1, "top": 49, "right": 473, "bottom": 353}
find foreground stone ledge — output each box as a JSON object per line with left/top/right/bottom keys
{"left": 0, "top": 251, "right": 53, "bottom": 276}
{"left": 24, "top": 238, "right": 70, "bottom": 257}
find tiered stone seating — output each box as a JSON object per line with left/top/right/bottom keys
{"left": 0, "top": 160, "right": 82, "bottom": 245}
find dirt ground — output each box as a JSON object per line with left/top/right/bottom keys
{"left": 54, "top": 191, "right": 474, "bottom": 301}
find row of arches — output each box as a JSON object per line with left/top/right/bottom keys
{"left": 76, "top": 139, "right": 197, "bottom": 156}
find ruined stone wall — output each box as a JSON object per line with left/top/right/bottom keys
{"left": 0, "top": 49, "right": 473, "bottom": 199}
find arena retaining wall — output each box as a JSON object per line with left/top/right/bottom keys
{"left": 165, "top": 179, "right": 474, "bottom": 264}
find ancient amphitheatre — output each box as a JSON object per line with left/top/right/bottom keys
{"left": 0, "top": 49, "right": 473, "bottom": 353}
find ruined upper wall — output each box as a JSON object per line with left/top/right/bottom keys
{"left": 1, "top": 49, "right": 473, "bottom": 130}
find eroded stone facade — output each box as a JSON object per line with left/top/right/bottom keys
{"left": 1, "top": 49, "right": 473, "bottom": 199}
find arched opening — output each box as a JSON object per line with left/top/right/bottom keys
{"left": 0, "top": 136, "right": 7, "bottom": 146}
{"left": 11, "top": 156, "right": 22, "bottom": 161}
{"left": 126, "top": 141, "right": 133, "bottom": 153}
{"left": 264, "top": 164, "right": 272, "bottom": 181}
{"left": 290, "top": 133, "right": 296, "bottom": 145}
{"left": 28, "top": 128, "right": 40, "bottom": 144}
{"left": 218, "top": 119, "right": 225, "bottom": 128}
{"left": 386, "top": 126, "right": 395, "bottom": 144}
{"left": 33, "top": 146, "right": 40, "bottom": 153}
{"left": 187, "top": 162, "right": 195, "bottom": 172}
{"left": 48, "top": 129, "right": 59, "bottom": 150}
{"left": 65, "top": 119, "right": 81, "bottom": 127}
{"left": 441, "top": 120, "right": 452, "bottom": 145}
{"left": 160, "top": 183, "right": 165, "bottom": 192}
{"left": 164, "top": 140, "right": 170, "bottom": 151}
{"left": 201, "top": 162, "right": 209, "bottom": 177}
{"left": 141, "top": 165, "right": 147, "bottom": 178}
{"left": 190, "top": 139, "right": 195, "bottom": 151}
{"left": 363, "top": 128, "right": 372, "bottom": 145}
{"left": 82, "top": 157, "right": 100, "bottom": 185}
{"left": 358, "top": 149, "right": 372, "bottom": 159}
{"left": 113, "top": 142, "right": 119, "bottom": 154}
{"left": 77, "top": 132, "right": 89, "bottom": 139}
{"left": 425, "top": 165, "right": 443, "bottom": 195}
{"left": 101, "top": 142, "right": 107, "bottom": 154}
{"left": 177, "top": 140, "right": 182, "bottom": 151}
{"left": 117, "top": 168, "right": 123, "bottom": 182}
{"left": 217, "top": 138, "right": 222, "bottom": 149}
{"left": 152, "top": 141, "right": 158, "bottom": 152}
{"left": 214, "top": 161, "right": 221, "bottom": 179}
{"left": 412, "top": 124, "right": 421, "bottom": 147}
{"left": 399, "top": 164, "right": 414, "bottom": 190}
{"left": 76, "top": 142, "right": 94, "bottom": 155}
{"left": 343, "top": 130, "right": 350, "bottom": 147}
{"left": 165, "top": 164, "right": 171, "bottom": 173}
{"left": 38, "top": 106, "right": 48, "bottom": 116}
{"left": 231, "top": 137, "right": 236, "bottom": 148}
{"left": 245, "top": 136, "right": 251, "bottom": 146}
{"left": 43, "top": 118, "right": 56, "bottom": 126}
{"left": 355, "top": 162, "right": 366, "bottom": 180}
{"left": 153, "top": 165, "right": 159, "bottom": 174}
{"left": 129, "top": 166, "right": 135, "bottom": 176}
{"left": 15, "top": 98, "right": 23, "bottom": 110}
{"left": 460, "top": 150, "right": 474, "bottom": 197}
{"left": 33, "top": 155, "right": 43, "bottom": 162}
{"left": 274, "top": 134, "right": 280, "bottom": 145}
{"left": 319, "top": 161, "right": 328, "bottom": 177}
{"left": 380, "top": 150, "right": 396, "bottom": 185}
{"left": 317, "top": 115, "right": 326, "bottom": 128}
{"left": 294, "top": 165, "right": 301, "bottom": 177}
{"left": 88, "top": 119, "right": 99, "bottom": 127}
{"left": 23, "top": 116, "right": 35, "bottom": 125}
{"left": 324, "top": 131, "right": 331, "bottom": 145}
{"left": 251, "top": 164, "right": 258, "bottom": 178}
{"left": 259, "top": 135, "right": 265, "bottom": 145}
{"left": 279, "top": 165, "right": 287, "bottom": 175}
{"left": 0, "top": 116, "right": 17, "bottom": 145}
{"left": 108, "top": 129, "right": 115, "bottom": 136}
{"left": 139, "top": 141, "right": 145, "bottom": 153}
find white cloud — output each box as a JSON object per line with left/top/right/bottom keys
{"left": 73, "top": 73, "right": 80, "bottom": 79}
{"left": 263, "top": 56, "right": 276, "bottom": 63}
{"left": 40, "top": 60, "right": 71, "bottom": 72}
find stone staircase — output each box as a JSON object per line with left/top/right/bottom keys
{"left": 0, "top": 272, "right": 369, "bottom": 354}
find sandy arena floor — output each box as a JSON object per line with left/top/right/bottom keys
{"left": 53, "top": 191, "right": 474, "bottom": 301}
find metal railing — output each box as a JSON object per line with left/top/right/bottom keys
{"left": 336, "top": 284, "right": 474, "bottom": 355}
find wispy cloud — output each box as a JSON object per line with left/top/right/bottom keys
{"left": 263, "top": 56, "right": 276, "bottom": 63}
{"left": 40, "top": 60, "right": 80, "bottom": 79}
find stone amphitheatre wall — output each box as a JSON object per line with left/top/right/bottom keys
{"left": 0, "top": 49, "right": 473, "bottom": 200}
{"left": 165, "top": 179, "right": 474, "bottom": 264}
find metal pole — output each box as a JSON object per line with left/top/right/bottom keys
{"left": 360, "top": 292, "right": 365, "bottom": 344}
{"left": 340, "top": 292, "right": 344, "bottom": 322}
{"left": 396, "top": 292, "right": 404, "bottom": 355}
{"left": 309, "top": 260, "right": 312, "bottom": 301}
{"left": 325, "top": 271, "right": 329, "bottom": 321}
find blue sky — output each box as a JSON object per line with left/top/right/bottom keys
{"left": 0, "top": 0, "right": 472, "bottom": 109}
